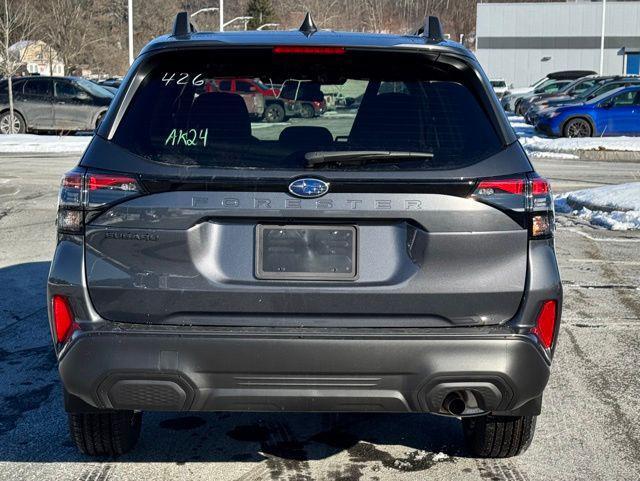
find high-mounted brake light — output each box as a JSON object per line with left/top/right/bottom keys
{"left": 52, "top": 295, "right": 77, "bottom": 344}
{"left": 531, "top": 300, "right": 557, "bottom": 350}
{"left": 273, "top": 46, "right": 346, "bottom": 55}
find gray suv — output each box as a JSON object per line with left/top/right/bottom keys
{"left": 48, "top": 13, "right": 562, "bottom": 458}
{"left": 0, "top": 76, "right": 112, "bottom": 134}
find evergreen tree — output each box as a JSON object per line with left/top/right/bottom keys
{"left": 245, "top": 0, "right": 277, "bottom": 30}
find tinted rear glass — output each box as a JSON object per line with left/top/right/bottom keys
{"left": 112, "top": 49, "right": 503, "bottom": 171}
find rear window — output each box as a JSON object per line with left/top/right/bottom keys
{"left": 112, "top": 49, "right": 504, "bottom": 171}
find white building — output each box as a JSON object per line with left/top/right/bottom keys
{"left": 9, "top": 40, "right": 65, "bottom": 76}
{"left": 475, "top": 1, "right": 640, "bottom": 88}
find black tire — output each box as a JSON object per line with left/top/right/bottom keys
{"left": 563, "top": 117, "right": 592, "bottom": 138}
{"left": 263, "top": 103, "right": 285, "bottom": 123}
{"left": 95, "top": 112, "right": 106, "bottom": 130}
{"left": 463, "top": 415, "right": 536, "bottom": 458}
{"left": 68, "top": 410, "right": 142, "bottom": 456}
{"left": 514, "top": 101, "right": 526, "bottom": 117}
{"left": 300, "top": 103, "right": 315, "bottom": 119}
{"left": 0, "top": 110, "right": 26, "bottom": 134}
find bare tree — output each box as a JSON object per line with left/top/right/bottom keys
{"left": 42, "top": 0, "right": 98, "bottom": 75}
{"left": 0, "top": 0, "right": 36, "bottom": 134}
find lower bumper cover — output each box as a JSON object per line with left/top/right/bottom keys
{"left": 59, "top": 325, "right": 550, "bottom": 414}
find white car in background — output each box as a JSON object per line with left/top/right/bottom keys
{"left": 490, "top": 79, "right": 508, "bottom": 99}
{"left": 501, "top": 70, "right": 597, "bottom": 112}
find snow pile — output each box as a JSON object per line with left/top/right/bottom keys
{"left": 555, "top": 182, "right": 640, "bottom": 230}
{"left": 0, "top": 134, "right": 90, "bottom": 154}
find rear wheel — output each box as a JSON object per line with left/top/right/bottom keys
{"left": 300, "top": 103, "right": 315, "bottom": 118}
{"left": 514, "top": 101, "right": 527, "bottom": 116}
{"left": 68, "top": 410, "right": 142, "bottom": 456}
{"left": 463, "top": 415, "right": 536, "bottom": 458}
{"left": 263, "top": 103, "right": 285, "bottom": 123}
{"left": 0, "top": 111, "right": 26, "bottom": 134}
{"left": 563, "top": 118, "right": 592, "bottom": 138}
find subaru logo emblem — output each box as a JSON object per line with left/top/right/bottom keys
{"left": 288, "top": 178, "right": 329, "bottom": 198}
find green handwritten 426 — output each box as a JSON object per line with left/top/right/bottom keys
{"left": 165, "top": 128, "right": 209, "bottom": 147}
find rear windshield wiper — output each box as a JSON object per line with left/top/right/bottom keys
{"left": 305, "top": 150, "right": 434, "bottom": 167}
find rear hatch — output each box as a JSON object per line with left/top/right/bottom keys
{"left": 79, "top": 46, "right": 537, "bottom": 328}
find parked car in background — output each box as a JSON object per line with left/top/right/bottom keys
{"left": 525, "top": 76, "right": 640, "bottom": 125}
{"left": 509, "top": 79, "right": 573, "bottom": 115}
{"left": 90, "top": 80, "right": 118, "bottom": 95}
{"left": 258, "top": 79, "right": 327, "bottom": 122}
{"left": 520, "top": 75, "right": 601, "bottom": 123}
{"left": 535, "top": 85, "right": 640, "bottom": 137}
{"left": 213, "top": 78, "right": 278, "bottom": 120}
{"left": 501, "top": 70, "right": 597, "bottom": 113}
{"left": 0, "top": 76, "right": 113, "bottom": 134}
{"left": 99, "top": 78, "right": 122, "bottom": 89}
{"left": 490, "top": 79, "right": 508, "bottom": 99}
{"left": 205, "top": 78, "right": 266, "bottom": 120}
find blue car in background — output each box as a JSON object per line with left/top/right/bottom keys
{"left": 535, "top": 86, "right": 640, "bottom": 137}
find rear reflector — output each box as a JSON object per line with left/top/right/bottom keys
{"left": 273, "top": 46, "right": 345, "bottom": 55}
{"left": 52, "top": 295, "right": 76, "bottom": 343}
{"left": 531, "top": 300, "right": 557, "bottom": 350}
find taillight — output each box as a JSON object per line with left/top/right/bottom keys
{"left": 531, "top": 300, "right": 557, "bottom": 350}
{"left": 52, "top": 295, "right": 77, "bottom": 343}
{"left": 475, "top": 179, "right": 525, "bottom": 196}
{"left": 86, "top": 173, "right": 139, "bottom": 208}
{"left": 472, "top": 175, "right": 554, "bottom": 238}
{"left": 57, "top": 169, "right": 141, "bottom": 234}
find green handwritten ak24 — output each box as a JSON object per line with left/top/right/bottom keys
{"left": 165, "top": 128, "right": 208, "bottom": 147}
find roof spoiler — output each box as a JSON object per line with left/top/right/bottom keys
{"left": 412, "top": 16, "right": 444, "bottom": 42}
{"left": 172, "top": 11, "right": 197, "bottom": 37}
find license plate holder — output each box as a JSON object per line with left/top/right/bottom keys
{"left": 256, "top": 225, "right": 357, "bottom": 280}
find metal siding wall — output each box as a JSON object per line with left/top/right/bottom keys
{"left": 476, "top": 2, "right": 640, "bottom": 87}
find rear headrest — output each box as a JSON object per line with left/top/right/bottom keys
{"left": 190, "top": 92, "right": 251, "bottom": 141}
{"left": 349, "top": 93, "right": 423, "bottom": 149}
{"left": 279, "top": 126, "right": 333, "bottom": 147}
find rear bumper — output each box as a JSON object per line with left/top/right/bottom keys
{"left": 59, "top": 324, "right": 550, "bottom": 415}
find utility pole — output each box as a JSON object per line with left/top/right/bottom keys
{"left": 219, "top": 0, "right": 224, "bottom": 31}
{"left": 128, "top": 0, "right": 134, "bottom": 65}
{"left": 599, "top": 0, "right": 607, "bottom": 75}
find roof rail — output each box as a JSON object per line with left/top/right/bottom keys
{"left": 412, "top": 16, "right": 444, "bottom": 42}
{"left": 172, "top": 11, "right": 197, "bottom": 37}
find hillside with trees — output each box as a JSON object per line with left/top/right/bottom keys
{"left": 2, "top": 0, "right": 559, "bottom": 77}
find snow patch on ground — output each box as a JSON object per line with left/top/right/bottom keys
{"left": 508, "top": 114, "right": 640, "bottom": 155}
{"left": 555, "top": 183, "right": 640, "bottom": 230}
{"left": 0, "top": 134, "right": 90, "bottom": 154}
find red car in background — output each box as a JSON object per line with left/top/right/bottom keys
{"left": 213, "top": 78, "right": 326, "bottom": 122}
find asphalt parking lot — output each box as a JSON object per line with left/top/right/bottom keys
{"left": 0, "top": 152, "right": 639, "bottom": 481}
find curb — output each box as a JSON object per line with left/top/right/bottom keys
{"left": 576, "top": 150, "right": 640, "bottom": 162}
{"left": 526, "top": 149, "right": 640, "bottom": 162}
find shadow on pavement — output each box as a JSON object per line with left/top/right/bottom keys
{"left": 0, "top": 261, "right": 467, "bottom": 469}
